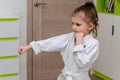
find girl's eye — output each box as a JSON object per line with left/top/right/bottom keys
{"left": 72, "top": 22, "right": 81, "bottom": 26}
{"left": 76, "top": 23, "right": 81, "bottom": 26}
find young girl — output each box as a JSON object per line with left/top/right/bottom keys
{"left": 18, "top": 2, "right": 99, "bottom": 80}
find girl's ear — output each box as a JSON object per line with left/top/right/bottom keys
{"left": 88, "top": 23, "right": 94, "bottom": 30}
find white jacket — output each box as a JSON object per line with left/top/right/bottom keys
{"left": 30, "top": 32, "right": 99, "bottom": 80}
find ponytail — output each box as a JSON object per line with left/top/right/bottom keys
{"left": 85, "top": 2, "right": 98, "bottom": 24}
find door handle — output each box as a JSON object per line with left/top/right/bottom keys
{"left": 34, "top": 1, "right": 46, "bottom": 7}
{"left": 112, "top": 25, "right": 114, "bottom": 36}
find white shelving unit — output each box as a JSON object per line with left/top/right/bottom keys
{"left": 94, "top": 13, "right": 120, "bottom": 80}
{"left": 0, "top": 16, "right": 19, "bottom": 80}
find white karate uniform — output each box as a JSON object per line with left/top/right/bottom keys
{"left": 30, "top": 32, "right": 99, "bottom": 80}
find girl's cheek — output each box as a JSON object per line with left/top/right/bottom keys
{"left": 78, "top": 29, "right": 84, "bottom": 33}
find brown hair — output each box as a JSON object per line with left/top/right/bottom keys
{"left": 72, "top": 1, "right": 99, "bottom": 37}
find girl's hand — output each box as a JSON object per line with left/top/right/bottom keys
{"left": 18, "top": 45, "right": 31, "bottom": 55}
{"left": 75, "top": 32, "right": 84, "bottom": 45}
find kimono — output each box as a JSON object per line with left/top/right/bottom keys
{"left": 30, "top": 32, "right": 99, "bottom": 80}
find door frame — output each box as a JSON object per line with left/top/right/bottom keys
{"left": 27, "top": 0, "right": 33, "bottom": 80}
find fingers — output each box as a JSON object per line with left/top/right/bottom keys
{"left": 75, "top": 32, "right": 84, "bottom": 40}
{"left": 18, "top": 46, "right": 25, "bottom": 55}
{"left": 18, "top": 45, "right": 31, "bottom": 55}
{"left": 18, "top": 47, "right": 22, "bottom": 55}
{"left": 75, "top": 32, "right": 84, "bottom": 37}
{"left": 75, "top": 32, "right": 84, "bottom": 45}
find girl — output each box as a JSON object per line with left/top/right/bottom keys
{"left": 18, "top": 2, "right": 99, "bottom": 80}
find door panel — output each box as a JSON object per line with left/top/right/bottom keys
{"left": 94, "top": 14, "right": 113, "bottom": 77}
{"left": 32, "top": 0, "right": 92, "bottom": 80}
{"left": 42, "top": 0, "right": 79, "bottom": 38}
{"left": 110, "top": 16, "right": 120, "bottom": 80}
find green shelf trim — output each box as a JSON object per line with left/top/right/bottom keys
{"left": 114, "top": 0, "right": 120, "bottom": 15}
{"left": 93, "top": 70, "right": 113, "bottom": 80}
{"left": 0, "top": 18, "right": 18, "bottom": 22}
{"left": 96, "top": 0, "right": 106, "bottom": 12}
{"left": 0, "top": 37, "right": 18, "bottom": 41}
{"left": 0, "top": 55, "right": 18, "bottom": 60}
{"left": 0, "top": 73, "right": 18, "bottom": 78}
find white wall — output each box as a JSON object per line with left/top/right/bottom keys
{"left": 0, "top": 0, "right": 27, "bottom": 80}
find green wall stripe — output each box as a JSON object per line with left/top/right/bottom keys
{"left": 0, "top": 18, "right": 18, "bottom": 22}
{"left": 94, "top": 70, "right": 113, "bottom": 80}
{"left": 0, "top": 55, "right": 18, "bottom": 60}
{"left": 0, "top": 73, "right": 18, "bottom": 78}
{"left": 0, "top": 37, "right": 18, "bottom": 41}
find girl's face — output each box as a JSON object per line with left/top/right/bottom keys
{"left": 72, "top": 12, "right": 93, "bottom": 36}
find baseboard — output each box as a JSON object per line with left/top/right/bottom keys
{"left": 93, "top": 70, "right": 113, "bottom": 80}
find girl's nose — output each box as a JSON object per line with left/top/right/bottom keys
{"left": 72, "top": 25, "right": 76, "bottom": 29}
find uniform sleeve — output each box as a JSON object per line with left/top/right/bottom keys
{"left": 73, "top": 40, "right": 99, "bottom": 68}
{"left": 30, "top": 33, "right": 69, "bottom": 55}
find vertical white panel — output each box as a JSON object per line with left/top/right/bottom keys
{"left": 94, "top": 13, "right": 113, "bottom": 77}
{"left": 110, "top": 16, "right": 120, "bottom": 80}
